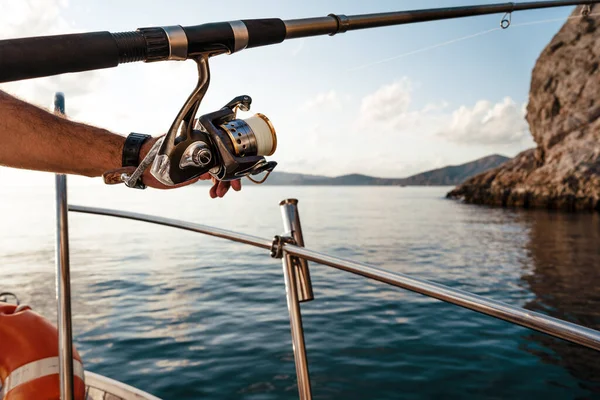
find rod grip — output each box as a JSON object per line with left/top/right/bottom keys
{"left": 0, "top": 31, "right": 120, "bottom": 83}
{"left": 242, "top": 19, "right": 286, "bottom": 48}
{"left": 184, "top": 19, "right": 286, "bottom": 56}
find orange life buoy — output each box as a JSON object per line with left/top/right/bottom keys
{"left": 0, "top": 302, "right": 86, "bottom": 400}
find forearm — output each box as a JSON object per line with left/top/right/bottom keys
{"left": 0, "top": 90, "right": 238, "bottom": 194}
{"left": 0, "top": 90, "right": 128, "bottom": 177}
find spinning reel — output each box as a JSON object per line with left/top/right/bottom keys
{"left": 124, "top": 54, "right": 277, "bottom": 188}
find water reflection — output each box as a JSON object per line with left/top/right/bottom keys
{"left": 519, "top": 211, "right": 600, "bottom": 393}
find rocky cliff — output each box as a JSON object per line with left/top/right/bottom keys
{"left": 447, "top": 6, "right": 600, "bottom": 212}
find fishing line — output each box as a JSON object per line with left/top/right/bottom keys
{"left": 348, "top": 12, "right": 600, "bottom": 72}
{"left": 347, "top": 27, "right": 500, "bottom": 72}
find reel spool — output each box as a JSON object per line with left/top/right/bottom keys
{"left": 219, "top": 113, "right": 277, "bottom": 159}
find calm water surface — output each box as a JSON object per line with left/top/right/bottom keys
{"left": 1, "top": 183, "right": 599, "bottom": 399}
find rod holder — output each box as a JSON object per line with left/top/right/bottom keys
{"left": 279, "top": 199, "right": 314, "bottom": 302}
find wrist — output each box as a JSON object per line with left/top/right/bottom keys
{"left": 122, "top": 133, "right": 153, "bottom": 168}
{"left": 102, "top": 134, "right": 157, "bottom": 187}
{"left": 116, "top": 133, "right": 154, "bottom": 189}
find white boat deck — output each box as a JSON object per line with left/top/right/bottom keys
{"left": 85, "top": 371, "right": 161, "bottom": 400}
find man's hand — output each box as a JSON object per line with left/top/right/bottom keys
{"left": 140, "top": 136, "right": 242, "bottom": 197}
{"left": 207, "top": 176, "right": 242, "bottom": 198}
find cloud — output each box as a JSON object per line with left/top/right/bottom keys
{"left": 357, "top": 79, "right": 531, "bottom": 147}
{"left": 438, "top": 97, "right": 530, "bottom": 145}
{"left": 422, "top": 101, "right": 449, "bottom": 113}
{"left": 0, "top": 0, "right": 70, "bottom": 39}
{"left": 300, "top": 90, "right": 342, "bottom": 112}
{"left": 360, "top": 78, "right": 412, "bottom": 122}
{"left": 357, "top": 78, "right": 447, "bottom": 134}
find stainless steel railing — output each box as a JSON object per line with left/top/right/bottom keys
{"left": 58, "top": 198, "right": 600, "bottom": 400}
{"left": 55, "top": 176, "right": 76, "bottom": 399}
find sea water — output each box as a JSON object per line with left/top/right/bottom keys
{"left": 1, "top": 183, "right": 599, "bottom": 399}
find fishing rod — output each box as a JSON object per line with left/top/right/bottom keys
{"left": 0, "top": 1, "right": 597, "bottom": 188}
{"left": 0, "top": 1, "right": 596, "bottom": 83}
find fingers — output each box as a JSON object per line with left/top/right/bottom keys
{"left": 209, "top": 181, "right": 219, "bottom": 198}
{"left": 208, "top": 179, "right": 242, "bottom": 198}
{"left": 209, "top": 180, "right": 230, "bottom": 198}
{"left": 216, "top": 181, "right": 231, "bottom": 198}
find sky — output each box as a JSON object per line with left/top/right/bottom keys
{"left": 0, "top": 0, "right": 580, "bottom": 185}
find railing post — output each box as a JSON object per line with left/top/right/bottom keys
{"left": 55, "top": 92, "right": 75, "bottom": 400}
{"left": 55, "top": 174, "right": 75, "bottom": 400}
{"left": 279, "top": 199, "right": 313, "bottom": 400}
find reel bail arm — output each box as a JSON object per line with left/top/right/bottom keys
{"left": 149, "top": 53, "right": 213, "bottom": 186}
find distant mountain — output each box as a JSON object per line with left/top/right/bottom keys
{"left": 259, "top": 171, "right": 329, "bottom": 185}
{"left": 263, "top": 154, "right": 510, "bottom": 186}
{"left": 398, "top": 154, "right": 510, "bottom": 186}
{"left": 263, "top": 171, "right": 402, "bottom": 186}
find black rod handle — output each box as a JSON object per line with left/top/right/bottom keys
{"left": 0, "top": 32, "right": 124, "bottom": 83}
